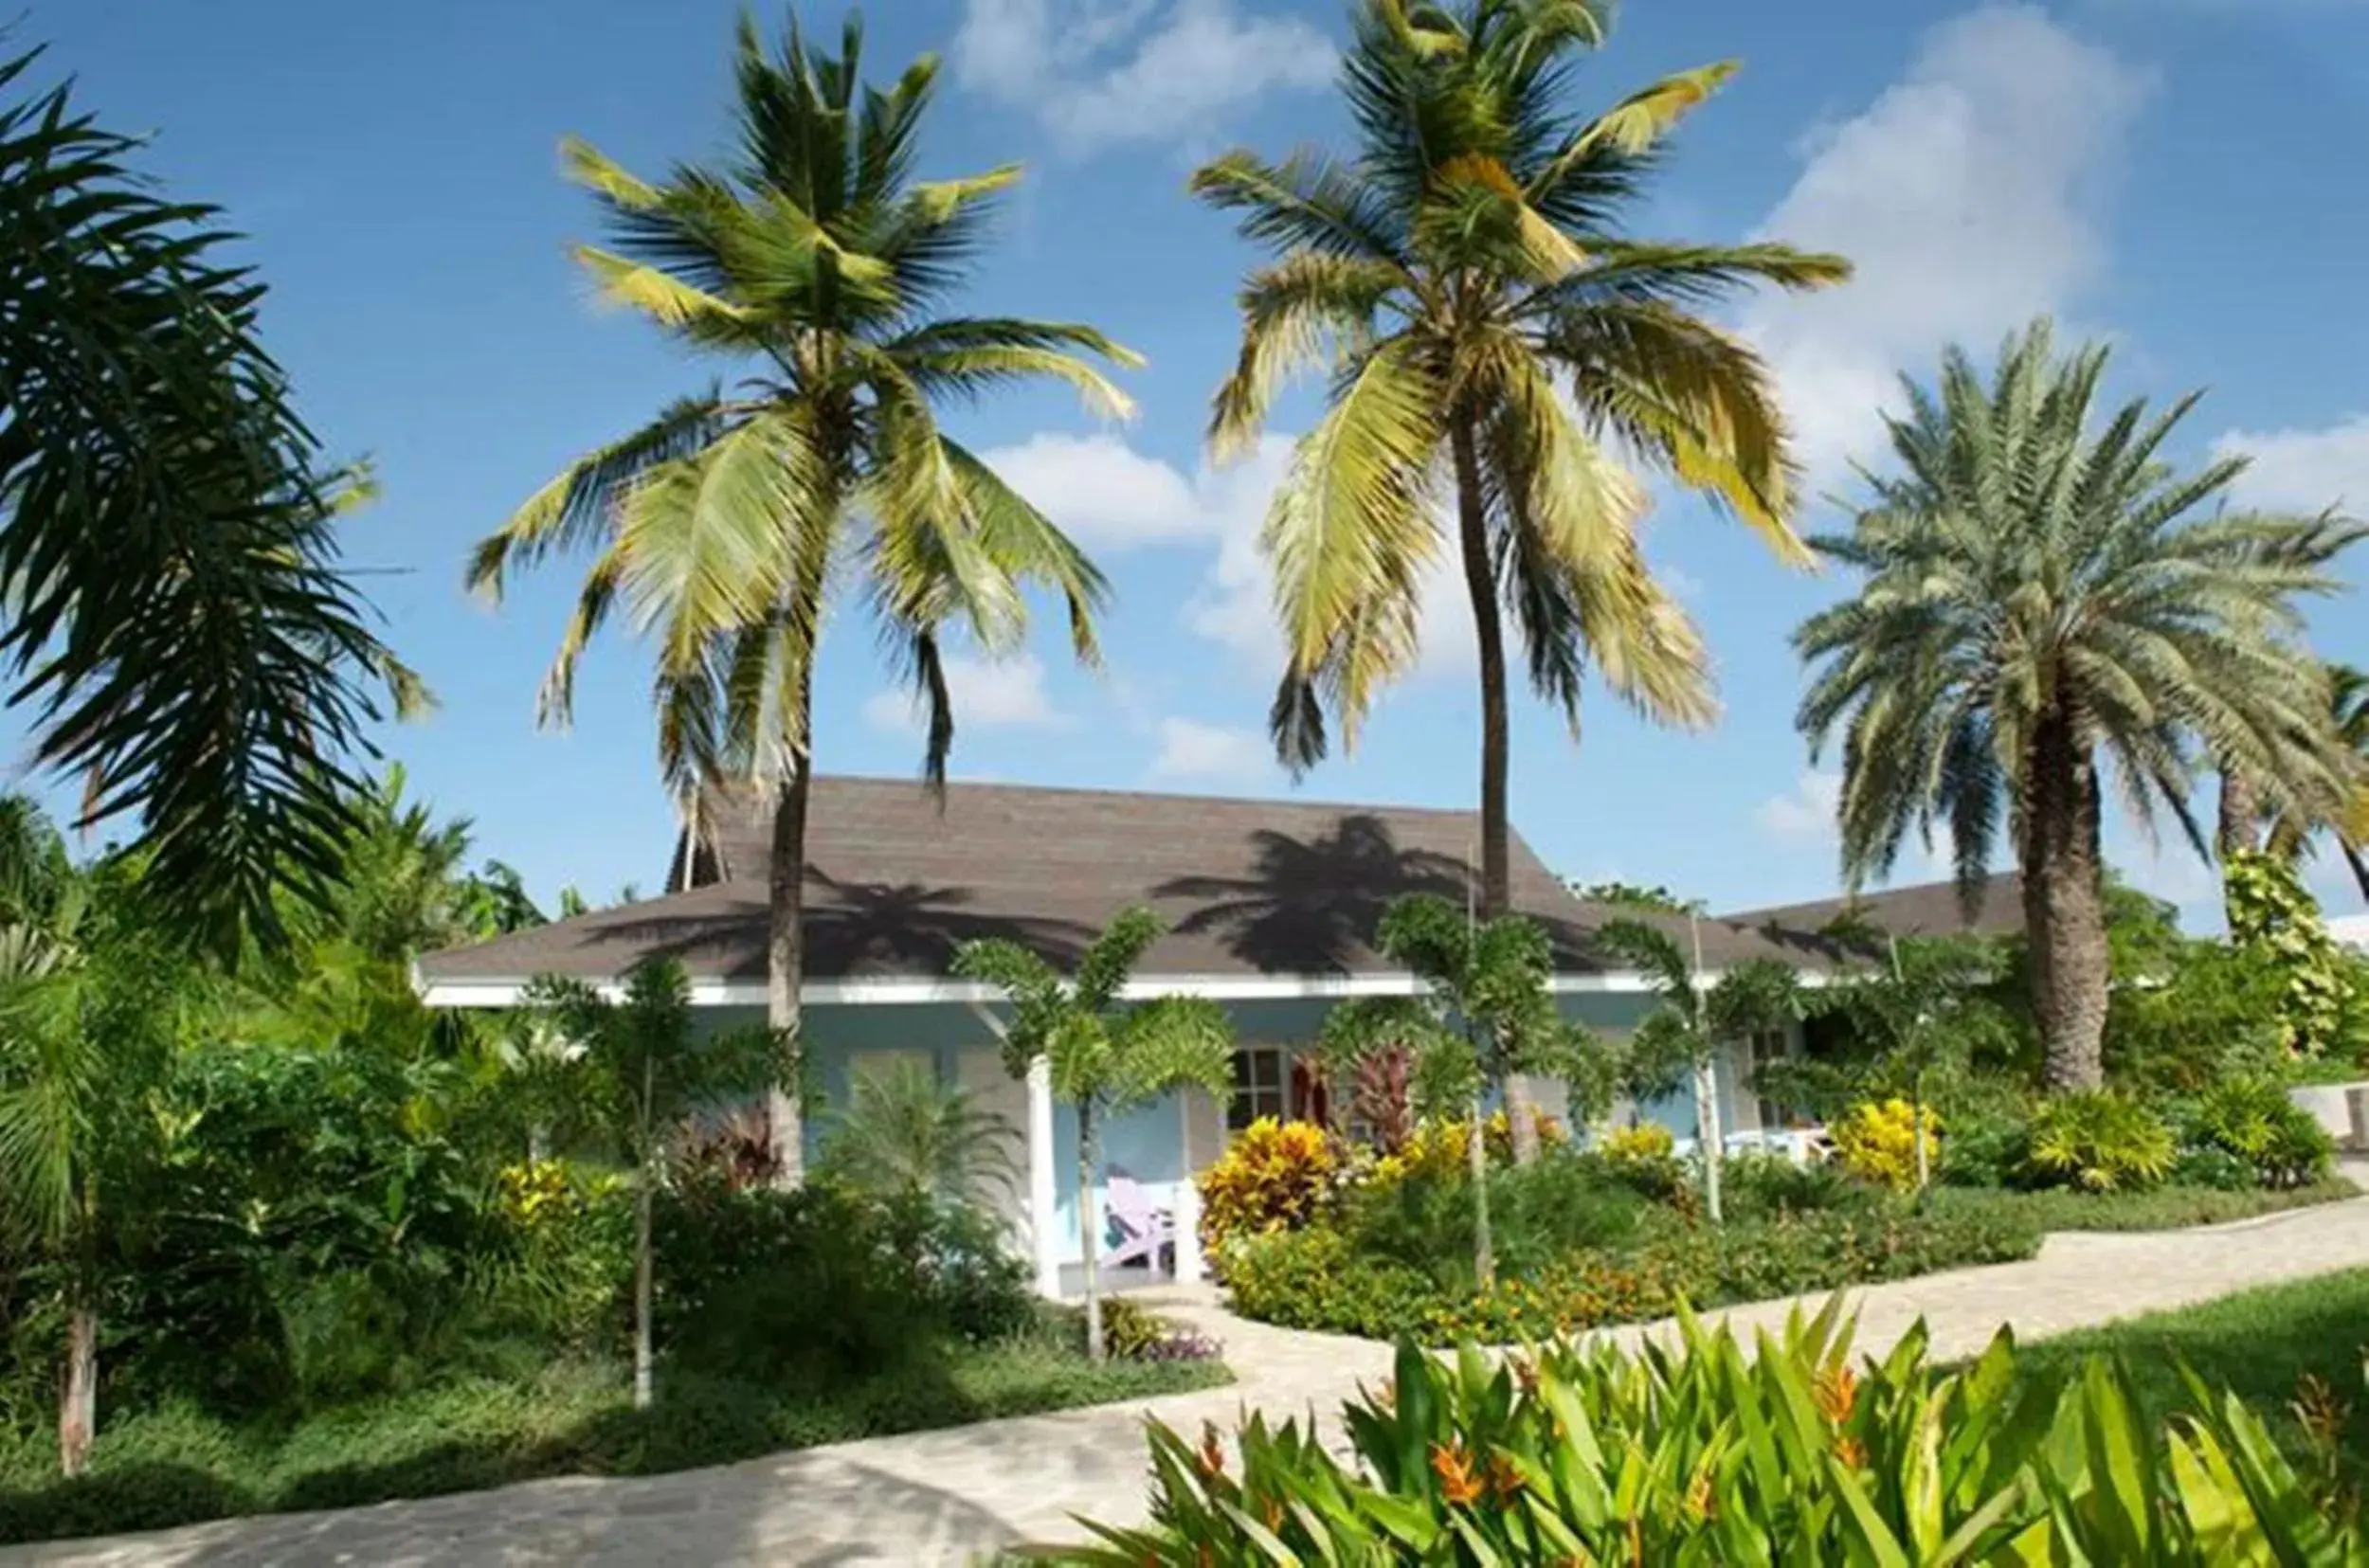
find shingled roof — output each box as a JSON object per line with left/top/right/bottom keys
{"left": 1717, "top": 874, "right": 2025, "bottom": 942}
{"left": 418, "top": 776, "right": 1907, "bottom": 999}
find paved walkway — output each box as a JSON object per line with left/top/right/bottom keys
{"left": 10, "top": 1181, "right": 2369, "bottom": 1567}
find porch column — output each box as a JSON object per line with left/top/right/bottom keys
{"left": 1173, "top": 1090, "right": 1204, "bottom": 1285}
{"left": 1027, "top": 1055, "right": 1060, "bottom": 1298}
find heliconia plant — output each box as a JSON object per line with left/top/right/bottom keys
{"left": 1019, "top": 1299, "right": 2365, "bottom": 1564}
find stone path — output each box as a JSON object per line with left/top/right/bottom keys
{"left": 10, "top": 1181, "right": 2369, "bottom": 1567}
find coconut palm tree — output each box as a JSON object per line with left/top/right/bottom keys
{"left": 467, "top": 14, "right": 1132, "bottom": 1178}
{"left": 1190, "top": 0, "right": 1847, "bottom": 1155}
{"left": 1796, "top": 320, "right": 2362, "bottom": 1090}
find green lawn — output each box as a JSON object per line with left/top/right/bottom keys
{"left": 0, "top": 1340, "right": 1228, "bottom": 1546}
{"left": 1931, "top": 1178, "right": 2357, "bottom": 1234}
{"left": 2018, "top": 1267, "right": 2369, "bottom": 1476}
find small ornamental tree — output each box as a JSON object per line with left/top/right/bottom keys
{"left": 1805, "top": 934, "right": 2014, "bottom": 1193}
{"left": 1598, "top": 918, "right": 1799, "bottom": 1225}
{"left": 1319, "top": 895, "right": 1598, "bottom": 1286}
{"left": 528, "top": 958, "right": 782, "bottom": 1409}
{"left": 952, "top": 908, "right": 1233, "bottom": 1361}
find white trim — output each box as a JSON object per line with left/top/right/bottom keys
{"left": 415, "top": 966, "right": 1814, "bottom": 1010}
{"left": 1024, "top": 1054, "right": 1060, "bottom": 1300}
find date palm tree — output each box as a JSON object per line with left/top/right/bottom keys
{"left": 1796, "top": 320, "right": 2361, "bottom": 1090}
{"left": 467, "top": 14, "right": 1132, "bottom": 1178}
{"left": 1191, "top": 0, "right": 1846, "bottom": 1156}
{"left": 2265, "top": 663, "right": 2369, "bottom": 907}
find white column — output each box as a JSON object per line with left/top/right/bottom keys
{"left": 1027, "top": 1055, "right": 1061, "bottom": 1299}
{"left": 1173, "top": 1091, "right": 1204, "bottom": 1285}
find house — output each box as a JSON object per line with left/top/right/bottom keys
{"left": 416, "top": 776, "right": 2020, "bottom": 1295}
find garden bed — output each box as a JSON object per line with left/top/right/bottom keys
{"left": 0, "top": 1326, "right": 1229, "bottom": 1545}
{"left": 1932, "top": 1177, "right": 2359, "bottom": 1234}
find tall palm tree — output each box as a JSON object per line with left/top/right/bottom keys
{"left": 468, "top": 14, "right": 1132, "bottom": 1178}
{"left": 1, "top": 48, "right": 421, "bottom": 954}
{"left": 1191, "top": 0, "right": 1846, "bottom": 1156}
{"left": 1796, "top": 321, "right": 2361, "bottom": 1090}
{"left": 2266, "top": 663, "right": 2369, "bottom": 906}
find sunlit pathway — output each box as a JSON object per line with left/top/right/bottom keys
{"left": 9, "top": 1171, "right": 2369, "bottom": 1567}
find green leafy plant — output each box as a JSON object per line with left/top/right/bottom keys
{"left": 817, "top": 1057, "right": 1022, "bottom": 1209}
{"left": 1596, "top": 919, "right": 1801, "bottom": 1223}
{"left": 526, "top": 959, "right": 782, "bottom": 1409}
{"left": 2225, "top": 849, "right": 2356, "bottom": 1058}
{"left": 1193, "top": 1118, "right": 1338, "bottom": 1273}
{"left": 2178, "top": 1077, "right": 2337, "bottom": 1190}
{"left": 953, "top": 907, "right": 1233, "bottom": 1361}
{"left": 2024, "top": 1091, "right": 2177, "bottom": 1193}
{"left": 1037, "top": 1301, "right": 2362, "bottom": 1563}
{"left": 1319, "top": 896, "right": 1601, "bottom": 1284}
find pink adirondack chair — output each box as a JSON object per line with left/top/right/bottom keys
{"left": 1100, "top": 1171, "right": 1175, "bottom": 1273}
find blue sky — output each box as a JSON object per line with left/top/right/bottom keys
{"left": 20, "top": 0, "right": 2369, "bottom": 926}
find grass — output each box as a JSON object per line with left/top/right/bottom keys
{"left": 2016, "top": 1267, "right": 2369, "bottom": 1480}
{"left": 0, "top": 1337, "right": 1230, "bottom": 1546}
{"left": 1930, "top": 1178, "right": 2357, "bottom": 1234}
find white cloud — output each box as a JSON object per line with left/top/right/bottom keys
{"left": 1741, "top": 7, "right": 2155, "bottom": 478}
{"left": 953, "top": 0, "right": 1335, "bottom": 154}
{"left": 1148, "top": 716, "right": 1275, "bottom": 783}
{"left": 2215, "top": 414, "right": 2369, "bottom": 514}
{"left": 1756, "top": 769, "right": 1842, "bottom": 846}
{"left": 861, "top": 652, "right": 1070, "bottom": 735}
{"left": 979, "top": 430, "right": 1477, "bottom": 676}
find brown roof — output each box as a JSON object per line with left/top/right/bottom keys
{"left": 1717, "top": 873, "right": 2026, "bottom": 943}
{"left": 419, "top": 776, "right": 1879, "bottom": 989}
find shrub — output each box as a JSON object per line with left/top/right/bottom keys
{"left": 1600, "top": 1121, "right": 1673, "bottom": 1162}
{"left": 2177, "top": 1078, "right": 2337, "bottom": 1190}
{"left": 1590, "top": 1122, "right": 1693, "bottom": 1211}
{"left": 1830, "top": 1097, "right": 1942, "bottom": 1190}
{"left": 1193, "top": 1118, "right": 1338, "bottom": 1271}
{"left": 2023, "top": 1091, "right": 2175, "bottom": 1192}
{"left": 1720, "top": 1151, "right": 1869, "bottom": 1220}
{"left": 1088, "top": 1298, "right": 1221, "bottom": 1364}
{"left": 1339, "top": 1154, "right": 1649, "bottom": 1286}
{"left": 1938, "top": 1103, "right": 2029, "bottom": 1189}
{"left": 1225, "top": 1203, "right": 2040, "bottom": 1343}
{"left": 1039, "top": 1309, "right": 2360, "bottom": 1563}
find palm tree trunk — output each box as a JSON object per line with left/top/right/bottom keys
{"left": 2023, "top": 709, "right": 2110, "bottom": 1091}
{"left": 1693, "top": 1057, "right": 1724, "bottom": 1225}
{"left": 2217, "top": 763, "right": 2261, "bottom": 929}
{"left": 766, "top": 760, "right": 812, "bottom": 1187}
{"left": 2345, "top": 840, "right": 2369, "bottom": 909}
{"left": 1449, "top": 419, "right": 1542, "bottom": 1166}
{"left": 632, "top": 1161, "right": 655, "bottom": 1411}
{"left": 1077, "top": 1100, "right": 1103, "bottom": 1361}
{"left": 1465, "top": 1090, "right": 1494, "bottom": 1288}
{"left": 59, "top": 1296, "right": 95, "bottom": 1477}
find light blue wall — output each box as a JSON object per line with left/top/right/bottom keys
{"left": 726, "top": 989, "right": 1752, "bottom": 1267}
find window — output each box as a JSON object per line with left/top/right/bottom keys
{"left": 1227, "top": 1046, "right": 1333, "bottom": 1132}
{"left": 1228, "top": 1047, "right": 1288, "bottom": 1130}
{"left": 1745, "top": 1028, "right": 1791, "bottom": 1128}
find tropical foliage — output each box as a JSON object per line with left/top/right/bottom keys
{"left": 1595, "top": 917, "right": 1799, "bottom": 1221}
{"left": 1319, "top": 895, "right": 1601, "bottom": 1281}
{"left": 1796, "top": 319, "right": 2363, "bottom": 1090}
{"left": 1191, "top": 0, "right": 1848, "bottom": 1171}
{"left": 465, "top": 12, "right": 1131, "bottom": 1173}
{"left": 0, "top": 48, "right": 422, "bottom": 953}
{"left": 1041, "top": 1306, "right": 2364, "bottom": 1564}
{"left": 819, "top": 1058, "right": 1022, "bottom": 1209}
{"left": 2224, "top": 848, "right": 2358, "bottom": 1058}
{"left": 952, "top": 908, "right": 1234, "bottom": 1360}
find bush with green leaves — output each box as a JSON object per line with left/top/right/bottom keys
{"left": 1337, "top": 1152, "right": 1652, "bottom": 1287}
{"left": 2022, "top": 1091, "right": 2176, "bottom": 1192}
{"left": 1039, "top": 1305, "right": 2362, "bottom": 1564}
{"left": 2173, "top": 1077, "right": 2337, "bottom": 1191}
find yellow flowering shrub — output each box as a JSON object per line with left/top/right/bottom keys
{"left": 1366, "top": 1111, "right": 1569, "bottom": 1191}
{"left": 1831, "top": 1099, "right": 1942, "bottom": 1191}
{"left": 1197, "top": 1118, "right": 1339, "bottom": 1266}
{"left": 1601, "top": 1122, "right": 1675, "bottom": 1164}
